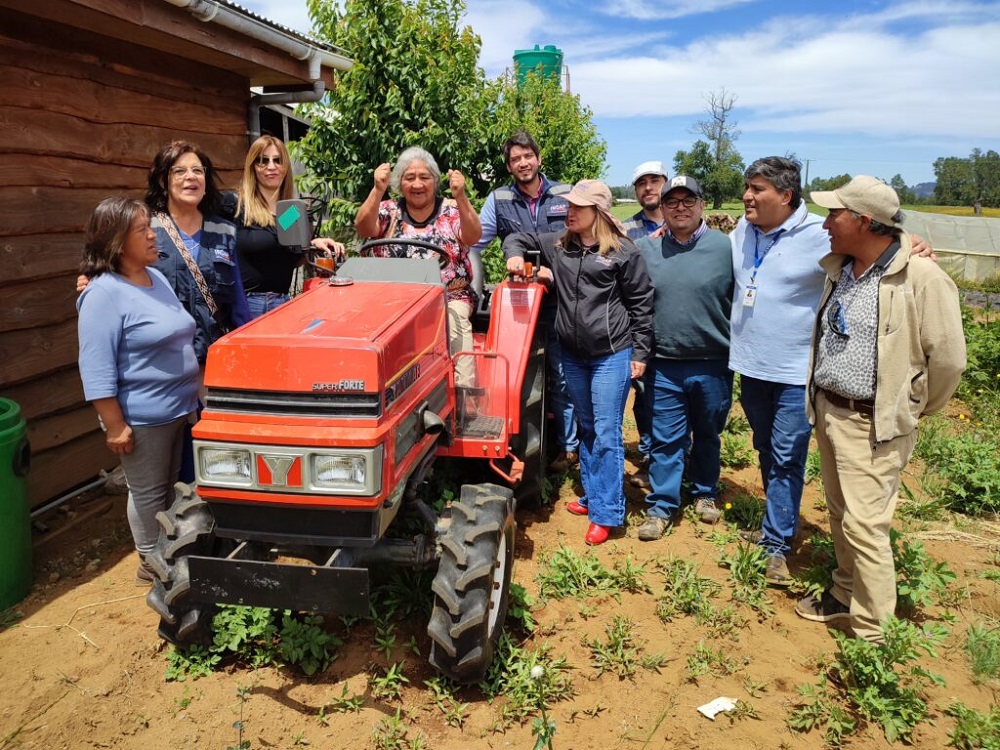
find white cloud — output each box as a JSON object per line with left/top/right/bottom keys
{"left": 601, "top": 0, "right": 756, "bottom": 22}
{"left": 566, "top": 17, "right": 1000, "bottom": 142}
{"left": 463, "top": 1, "right": 548, "bottom": 72}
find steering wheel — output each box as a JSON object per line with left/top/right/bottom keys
{"left": 358, "top": 238, "right": 449, "bottom": 269}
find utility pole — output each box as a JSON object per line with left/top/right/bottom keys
{"left": 803, "top": 159, "right": 810, "bottom": 191}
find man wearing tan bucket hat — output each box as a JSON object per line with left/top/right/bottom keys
{"left": 504, "top": 179, "right": 653, "bottom": 545}
{"left": 795, "top": 175, "right": 965, "bottom": 642}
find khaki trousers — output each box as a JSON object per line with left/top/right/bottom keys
{"left": 815, "top": 391, "right": 917, "bottom": 642}
{"left": 447, "top": 299, "right": 475, "bottom": 389}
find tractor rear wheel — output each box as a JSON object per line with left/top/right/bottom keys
{"left": 427, "top": 483, "right": 515, "bottom": 684}
{"left": 512, "top": 325, "right": 547, "bottom": 508}
{"left": 145, "top": 486, "right": 221, "bottom": 646}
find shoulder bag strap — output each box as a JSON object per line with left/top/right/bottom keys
{"left": 156, "top": 211, "right": 219, "bottom": 317}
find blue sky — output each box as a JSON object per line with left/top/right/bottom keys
{"left": 241, "top": 0, "right": 1000, "bottom": 189}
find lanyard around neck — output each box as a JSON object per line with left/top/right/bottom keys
{"left": 753, "top": 228, "right": 785, "bottom": 268}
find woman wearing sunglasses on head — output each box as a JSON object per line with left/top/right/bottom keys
{"left": 222, "top": 135, "right": 344, "bottom": 319}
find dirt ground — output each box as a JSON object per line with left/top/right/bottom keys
{"left": 2, "top": 413, "right": 999, "bottom": 750}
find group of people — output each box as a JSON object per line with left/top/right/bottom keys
{"left": 77, "top": 136, "right": 343, "bottom": 584}
{"left": 525, "top": 150, "right": 964, "bottom": 646}
{"left": 77, "top": 128, "right": 966, "bottom": 645}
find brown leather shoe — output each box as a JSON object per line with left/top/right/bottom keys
{"left": 549, "top": 451, "right": 579, "bottom": 473}
{"left": 135, "top": 556, "right": 156, "bottom": 587}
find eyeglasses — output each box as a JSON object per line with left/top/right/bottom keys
{"left": 255, "top": 156, "right": 283, "bottom": 167}
{"left": 826, "top": 299, "right": 849, "bottom": 338}
{"left": 663, "top": 195, "right": 698, "bottom": 209}
{"left": 170, "top": 166, "right": 206, "bottom": 179}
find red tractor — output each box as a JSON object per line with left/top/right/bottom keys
{"left": 146, "top": 238, "right": 547, "bottom": 683}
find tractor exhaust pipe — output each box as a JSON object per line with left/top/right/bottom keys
{"left": 421, "top": 405, "right": 445, "bottom": 436}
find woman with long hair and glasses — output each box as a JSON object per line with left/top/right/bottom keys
{"left": 145, "top": 140, "right": 250, "bottom": 361}
{"left": 504, "top": 180, "right": 653, "bottom": 545}
{"left": 223, "top": 135, "right": 343, "bottom": 318}
{"left": 77, "top": 197, "right": 199, "bottom": 584}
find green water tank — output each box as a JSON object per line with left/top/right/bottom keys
{"left": 0, "top": 398, "right": 32, "bottom": 610}
{"left": 513, "top": 44, "right": 563, "bottom": 87}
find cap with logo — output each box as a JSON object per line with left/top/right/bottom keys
{"left": 660, "top": 175, "right": 704, "bottom": 200}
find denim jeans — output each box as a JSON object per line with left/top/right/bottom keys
{"left": 546, "top": 328, "right": 579, "bottom": 453}
{"left": 562, "top": 347, "right": 632, "bottom": 527}
{"left": 247, "top": 291, "right": 290, "bottom": 319}
{"left": 645, "top": 359, "right": 733, "bottom": 520}
{"left": 740, "top": 376, "right": 812, "bottom": 556}
{"left": 632, "top": 371, "right": 652, "bottom": 458}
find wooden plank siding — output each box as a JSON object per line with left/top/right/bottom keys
{"left": 0, "top": 6, "right": 259, "bottom": 509}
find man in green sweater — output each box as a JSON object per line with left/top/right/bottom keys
{"left": 634, "top": 176, "right": 735, "bottom": 540}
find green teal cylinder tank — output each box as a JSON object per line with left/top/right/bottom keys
{"left": 513, "top": 44, "right": 563, "bottom": 87}
{"left": 0, "top": 398, "right": 32, "bottom": 610}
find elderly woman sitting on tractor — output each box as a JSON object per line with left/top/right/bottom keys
{"left": 355, "top": 147, "right": 482, "bottom": 395}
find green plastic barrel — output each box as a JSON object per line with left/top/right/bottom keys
{"left": 513, "top": 44, "right": 563, "bottom": 87}
{"left": 0, "top": 398, "right": 32, "bottom": 610}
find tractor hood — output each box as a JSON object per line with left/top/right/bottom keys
{"left": 204, "top": 278, "right": 449, "bottom": 398}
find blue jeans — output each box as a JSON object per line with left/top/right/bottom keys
{"left": 645, "top": 359, "right": 733, "bottom": 520}
{"left": 247, "top": 291, "right": 290, "bottom": 319}
{"left": 632, "top": 371, "right": 652, "bottom": 458}
{"left": 740, "top": 376, "right": 812, "bottom": 556}
{"left": 546, "top": 329, "right": 579, "bottom": 453}
{"left": 562, "top": 347, "right": 632, "bottom": 527}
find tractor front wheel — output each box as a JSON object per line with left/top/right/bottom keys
{"left": 427, "top": 483, "right": 515, "bottom": 683}
{"left": 145, "top": 487, "right": 220, "bottom": 646}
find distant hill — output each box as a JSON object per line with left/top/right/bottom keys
{"left": 912, "top": 182, "right": 936, "bottom": 199}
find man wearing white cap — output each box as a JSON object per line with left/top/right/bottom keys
{"left": 622, "top": 161, "right": 668, "bottom": 240}
{"left": 795, "top": 176, "right": 965, "bottom": 642}
{"left": 621, "top": 160, "right": 668, "bottom": 488}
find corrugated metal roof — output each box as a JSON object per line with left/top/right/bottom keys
{"left": 215, "top": 0, "right": 349, "bottom": 57}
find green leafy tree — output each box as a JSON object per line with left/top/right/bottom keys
{"left": 674, "top": 89, "right": 745, "bottom": 208}
{"left": 673, "top": 139, "right": 744, "bottom": 209}
{"left": 294, "top": 0, "right": 606, "bottom": 238}
{"left": 295, "top": 0, "right": 487, "bottom": 234}
{"left": 971, "top": 148, "right": 1000, "bottom": 206}
{"left": 808, "top": 173, "right": 854, "bottom": 193}
{"left": 471, "top": 70, "right": 606, "bottom": 194}
{"left": 889, "top": 174, "right": 917, "bottom": 205}
{"left": 933, "top": 155, "right": 976, "bottom": 206}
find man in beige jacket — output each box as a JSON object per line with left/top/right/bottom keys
{"left": 796, "top": 175, "right": 966, "bottom": 643}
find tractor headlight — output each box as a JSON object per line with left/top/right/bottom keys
{"left": 312, "top": 454, "right": 369, "bottom": 491}
{"left": 200, "top": 447, "right": 252, "bottom": 484}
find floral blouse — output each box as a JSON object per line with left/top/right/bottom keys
{"left": 374, "top": 198, "right": 473, "bottom": 304}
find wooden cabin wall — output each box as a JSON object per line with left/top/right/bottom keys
{"left": 0, "top": 6, "right": 250, "bottom": 508}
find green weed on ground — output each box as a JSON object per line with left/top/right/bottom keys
{"left": 789, "top": 617, "right": 948, "bottom": 745}
{"left": 536, "top": 545, "right": 649, "bottom": 600}
{"left": 946, "top": 701, "right": 1000, "bottom": 750}
{"left": 584, "top": 615, "right": 666, "bottom": 679}
{"left": 964, "top": 620, "right": 1000, "bottom": 684}
{"left": 480, "top": 634, "right": 575, "bottom": 729}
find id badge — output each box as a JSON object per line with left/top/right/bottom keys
{"left": 742, "top": 284, "right": 758, "bottom": 308}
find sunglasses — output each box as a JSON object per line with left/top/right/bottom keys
{"left": 255, "top": 156, "right": 283, "bottom": 167}
{"left": 826, "top": 299, "right": 849, "bottom": 338}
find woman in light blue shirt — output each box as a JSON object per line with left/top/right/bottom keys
{"left": 77, "top": 197, "right": 199, "bottom": 585}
